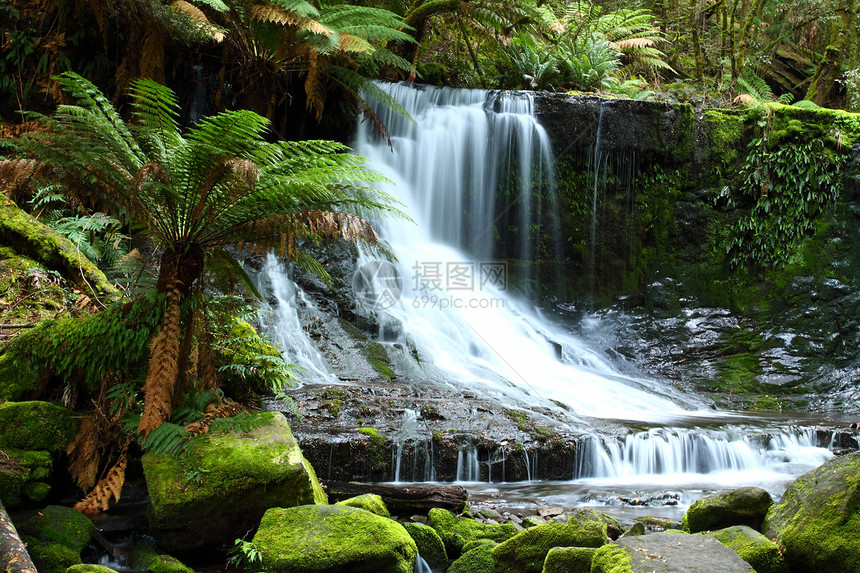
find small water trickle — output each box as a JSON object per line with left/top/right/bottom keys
{"left": 522, "top": 448, "right": 531, "bottom": 481}
{"left": 456, "top": 443, "right": 481, "bottom": 482}
{"left": 393, "top": 410, "right": 437, "bottom": 482}
{"left": 414, "top": 554, "right": 433, "bottom": 573}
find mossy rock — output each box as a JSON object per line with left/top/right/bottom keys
{"left": 0, "top": 199, "right": 114, "bottom": 297}
{"left": 132, "top": 544, "right": 194, "bottom": 573}
{"left": 249, "top": 504, "right": 417, "bottom": 573}
{"left": 0, "top": 401, "right": 78, "bottom": 452}
{"left": 0, "top": 449, "right": 52, "bottom": 507}
{"left": 707, "top": 525, "right": 788, "bottom": 573}
{"left": 403, "top": 522, "right": 447, "bottom": 572}
{"left": 142, "top": 411, "right": 327, "bottom": 553}
{"left": 491, "top": 509, "right": 608, "bottom": 573}
{"left": 590, "top": 544, "right": 633, "bottom": 573}
{"left": 66, "top": 565, "right": 120, "bottom": 573}
{"left": 447, "top": 544, "right": 495, "bottom": 573}
{"left": 0, "top": 347, "right": 43, "bottom": 402}
{"left": 25, "top": 538, "right": 82, "bottom": 573}
{"left": 541, "top": 546, "right": 597, "bottom": 573}
{"left": 461, "top": 538, "right": 498, "bottom": 553}
{"left": 763, "top": 451, "right": 860, "bottom": 572}
{"left": 684, "top": 486, "right": 772, "bottom": 533}
{"left": 18, "top": 505, "right": 95, "bottom": 552}
{"left": 427, "top": 508, "right": 517, "bottom": 557}
{"left": 619, "top": 522, "right": 646, "bottom": 538}
{"left": 336, "top": 493, "right": 390, "bottom": 518}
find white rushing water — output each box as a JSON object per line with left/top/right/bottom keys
{"left": 351, "top": 83, "right": 702, "bottom": 422}
{"left": 261, "top": 82, "right": 834, "bottom": 494}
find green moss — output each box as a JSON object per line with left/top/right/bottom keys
{"left": 542, "top": 546, "right": 597, "bottom": 573}
{"left": 0, "top": 449, "right": 52, "bottom": 507}
{"left": 403, "top": 522, "right": 448, "bottom": 572}
{"left": 66, "top": 565, "right": 121, "bottom": 572}
{"left": 763, "top": 452, "right": 860, "bottom": 572}
{"left": 325, "top": 398, "right": 342, "bottom": 416}
{"left": 142, "top": 411, "right": 326, "bottom": 553}
{"left": 447, "top": 544, "right": 495, "bottom": 573}
{"left": 685, "top": 487, "right": 773, "bottom": 533}
{"left": 533, "top": 426, "right": 553, "bottom": 442}
{"left": 590, "top": 544, "right": 633, "bottom": 573}
{"left": 132, "top": 544, "right": 194, "bottom": 573}
{"left": 0, "top": 200, "right": 114, "bottom": 297}
{"left": 491, "top": 510, "right": 608, "bottom": 573}
{"left": 321, "top": 387, "right": 348, "bottom": 400}
{"left": 363, "top": 341, "right": 395, "bottom": 379}
{"left": 0, "top": 353, "right": 42, "bottom": 402}
{"left": 336, "top": 493, "right": 391, "bottom": 518}
{"left": 703, "top": 110, "right": 747, "bottom": 174}
{"left": 0, "top": 401, "right": 78, "bottom": 452}
{"left": 18, "top": 505, "right": 95, "bottom": 552}
{"left": 250, "top": 505, "right": 417, "bottom": 573}
{"left": 707, "top": 525, "right": 788, "bottom": 573}
{"left": 25, "top": 538, "right": 81, "bottom": 573}
{"left": 427, "top": 508, "right": 517, "bottom": 557}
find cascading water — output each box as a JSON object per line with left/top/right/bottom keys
{"left": 263, "top": 82, "right": 836, "bottom": 505}
{"left": 352, "top": 83, "right": 701, "bottom": 422}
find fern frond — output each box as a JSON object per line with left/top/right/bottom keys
{"left": 66, "top": 416, "right": 101, "bottom": 491}
{"left": 140, "top": 421, "right": 190, "bottom": 454}
{"left": 250, "top": 5, "right": 331, "bottom": 36}
{"left": 74, "top": 453, "right": 127, "bottom": 515}
{"left": 139, "top": 287, "right": 182, "bottom": 438}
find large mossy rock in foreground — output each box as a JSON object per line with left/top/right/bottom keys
{"left": 763, "top": 451, "right": 860, "bottom": 572}
{"left": 592, "top": 532, "right": 755, "bottom": 572}
{"left": 491, "top": 509, "right": 608, "bottom": 573}
{"left": 142, "top": 411, "right": 326, "bottom": 553}
{"left": 250, "top": 504, "right": 417, "bottom": 573}
{"left": 684, "top": 486, "right": 772, "bottom": 533}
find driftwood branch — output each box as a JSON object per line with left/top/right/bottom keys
{"left": 322, "top": 481, "right": 469, "bottom": 514}
{"left": 0, "top": 498, "right": 37, "bottom": 573}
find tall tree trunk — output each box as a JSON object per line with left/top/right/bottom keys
{"left": 806, "top": 0, "right": 855, "bottom": 107}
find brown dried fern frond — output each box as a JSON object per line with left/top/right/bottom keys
{"left": 74, "top": 453, "right": 127, "bottom": 515}
{"left": 184, "top": 398, "right": 249, "bottom": 436}
{"left": 66, "top": 416, "right": 102, "bottom": 491}
{"left": 0, "top": 158, "right": 55, "bottom": 196}
{"left": 171, "top": 0, "right": 225, "bottom": 42}
{"left": 249, "top": 5, "right": 331, "bottom": 36}
{"left": 304, "top": 49, "right": 329, "bottom": 122}
{"left": 0, "top": 120, "right": 49, "bottom": 139}
{"left": 611, "top": 38, "right": 655, "bottom": 50}
{"left": 139, "top": 287, "right": 182, "bottom": 438}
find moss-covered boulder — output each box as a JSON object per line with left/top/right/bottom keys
{"left": 447, "top": 544, "right": 495, "bottom": 573}
{"left": 684, "top": 486, "right": 772, "bottom": 533}
{"left": 707, "top": 525, "right": 787, "bottom": 573}
{"left": 0, "top": 401, "right": 78, "bottom": 451}
{"left": 593, "top": 532, "right": 755, "bottom": 572}
{"left": 403, "top": 522, "right": 447, "bottom": 572}
{"left": 541, "top": 546, "right": 597, "bottom": 573}
{"left": 0, "top": 449, "right": 53, "bottom": 506}
{"left": 66, "top": 565, "right": 120, "bottom": 573}
{"left": 763, "top": 451, "right": 860, "bottom": 572}
{"left": 24, "top": 537, "right": 81, "bottom": 573}
{"left": 249, "top": 504, "right": 417, "bottom": 573}
{"left": 427, "top": 508, "right": 517, "bottom": 557}
{"left": 18, "top": 505, "right": 95, "bottom": 553}
{"left": 142, "top": 411, "right": 327, "bottom": 553}
{"left": 336, "top": 493, "right": 390, "bottom": 517}
{"left": 491, "top": 509, "right": 608, "bottom": 573}
{"left": 0, "top": 199, "right": 114, "bottom": 297}
{"left": 619, "top": 523, "right": 646, "bottom": 538}
{"left": 0, "top": 349, "right": 42, "bottom": 402}
{"left": 132, "top": 544, "right": 194, "bottom": 573}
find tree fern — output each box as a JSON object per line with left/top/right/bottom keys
{"left": 7, "top": 72, "right": 402, "bottom": 437}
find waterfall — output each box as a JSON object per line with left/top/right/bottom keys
{"left": 256, "top": 254, "right": 338, "bottom": 385}
{"left": 456, "top": 443, "right": 481, "bottom": 482}
{"left": 352, "top": 82, "right": 704, "bottom": 422}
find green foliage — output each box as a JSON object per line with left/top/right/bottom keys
{"left": 499, "top": 34, "right": 558, "bottom": 90}
{"left": 723, "top": 134, "right": 847, "bottom": 268}
{"left": 557, "top": 35, "right": 620, "bottom": 91}
{"left": 230, "top": 539, "right": 263, "bottom": 566}
{"left": 3, "top": 291, "right": 164, "bottom": 389}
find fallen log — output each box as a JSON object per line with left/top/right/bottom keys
{"left": 322, "top": 481, "right": 469, "bottom": 514}
{"left": 0, "top": 499, "right": 37, "bottom": 573}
